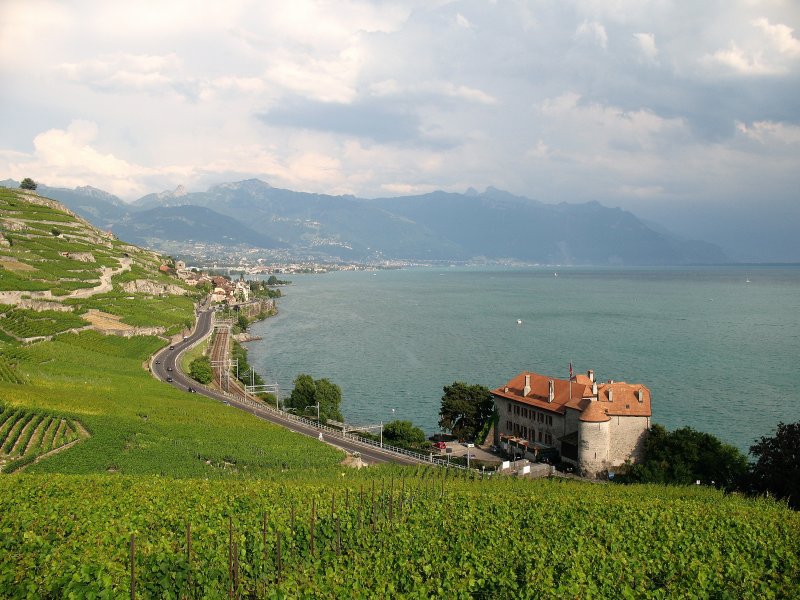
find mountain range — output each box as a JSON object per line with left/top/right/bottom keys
{"left": 1, "top": 178, "right": 728, "bottom": 265}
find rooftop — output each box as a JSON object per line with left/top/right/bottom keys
{"left": 492, "top": 369, "right": 652, "bottom": 421}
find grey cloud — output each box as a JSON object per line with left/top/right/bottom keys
{"left": 257, "top": 98, "right": 421, "bottom": 143}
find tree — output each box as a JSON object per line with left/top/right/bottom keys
{"left": 749, "top": 421, "right": 800, "bottom": 509}
{"left": 189, "top": 356, "right": 213, "bottom": 384}
{"left": 438, "top": 382, "right": 494, "bottom": 441}
{"left": 237, "top": 314, "right": 249, "bottom": 331}
{"left": 314, "top": 378, "right": 343, "bottom": 423}
{"left": 622, "top": 425, "right": 748, "bottom": 490}
{"left": 19, "top": 177, "right": 37, "bottom": 190}
{"left": 383, "top": 420, "right": 426, "bottom": 448}
{"left": 286, "top": 374, "right": 343, "bottom": 423}
{"left": 286, "top": 374, "right": 315, "bottom": 412}
{"left": 267, "top": 275, "right": 279, "bottom": 286}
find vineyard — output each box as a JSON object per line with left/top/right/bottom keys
{"left": 0, "top": 307, "right": 88, "bottom": 339}
{"left": 0, "top": 356, "right": 24, "bottom": 384}
{"left": 0, "top": 405, "right": 84, "bottom": 473}
{"left": 66, "top": 290, "right": 195, "bottom": 335}
{"left": 1, "top": 472, "right": 798, "bottom": 598}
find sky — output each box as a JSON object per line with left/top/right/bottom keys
{"left": 1, "top": 1, "right": 799, "bottom": 260}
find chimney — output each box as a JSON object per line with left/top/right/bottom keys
{"left": 588, "top": 370, "right": 595, "bottom": 382}
{"left": 548, "top": 380, "right": 554, "bottom": 403}
{"left": 608, "top": 388, "right": 613, "bottom": 402}
{"left": 592, "top": 381, "right": 598, "bottom": 397}
{"left": 523, "top": 374, "right": 531, "bottom": 397}
{"left": 637, "top": 389, "right": 644, "bottom": 402}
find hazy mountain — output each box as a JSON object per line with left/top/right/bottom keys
{"left": 3, "top": 179, "right": 729, "bottom": 264}
{"left": 370, "top": 187, "right": 728, "bottom": 265}
{"left": 111, "top": 205, "right": 286, "bottom": 250}
{"left": 38, "top": 184, "right": 130, "bottom": 226}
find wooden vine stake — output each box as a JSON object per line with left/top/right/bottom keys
{"left": 129, "top": 533, "right": 136, "bottom": 600}
{"left": 310, "top": 498, "right": 316, "bottom": 558}
{"left": 336, "top": 517, "right": 342, "bottom": 556}
{"left": 228, "top": 516, "right": 234, "bottom": 600}
{"left": 276, "top": 530, "right": 282, "bottom": 583}
{"left": 186, "top": 520, "right": 192, "bottom": 598}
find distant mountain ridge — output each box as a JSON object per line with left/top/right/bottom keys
{"left": 1, "top": 178, "right": 729, "bottom": 264}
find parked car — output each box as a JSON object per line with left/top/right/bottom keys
{"left": 433, "top": 441, "right": 447, "bottom": 450}
{"left": 462, "top": 442, "right": 475, "bottom": 448}
{"left": 169, "top": 345, "right": 174, "bottom": 350}
{"left": 187, "top": 387, "right": 196, "bottom": 393}
{"left": 154, "top": 360, "right": 160, "bottom": 365}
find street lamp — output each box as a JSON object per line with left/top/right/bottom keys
{"left": 303, "top": 403, "right": 320, "bottom": 421}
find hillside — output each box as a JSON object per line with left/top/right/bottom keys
{"left": 0, "top": 187, "right": 797, "bottom": 598}
{"left": 19, "top": 179, "right": 729, "bottom": 265}
{"left": 0, "top": 188, "right": 343, "bottom": 476}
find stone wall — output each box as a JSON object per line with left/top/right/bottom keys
{"left": 608, "top": 415, "right": 650, "bottom": 467}
{"left": 578, "top": 419, "right": 610, "bottom": 478}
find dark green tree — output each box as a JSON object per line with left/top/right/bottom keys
{"left": 286, "top": 374, "right": 315, "bottom": 412}
{"left": 189, "top": 356, "right": 213, "bottom": 384}
{"left": 315, "top": 378, "right": 344, "bottom": 423}
{"left": 383, "top": 420, "right": 426, "bottom": 448}
{"left": 19, "top": 177, "right": 37, "bottom": 190}
{"left": 237, "top": 314, "right": 249, "bottom": 331}
{"left": 267, "top": 275, "right": 279, "bottom": 285}
{"left": 286, "top": 374, "right": 343, "bottom": 423}
{"left": 748, "top": 421, "right": 800, "bottom": 509}
{"left": 438, "top": 382, "right": 494, "bottom": 441}
{"left": 622, "top": 425, "right": 748, "bottom": 490}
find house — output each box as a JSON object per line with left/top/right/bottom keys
{"left": 492, "top": 369, "right": 651, "bottom": 478}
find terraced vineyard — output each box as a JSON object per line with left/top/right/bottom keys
{"left": 0, "top": 405, "right": 84, "bottom": 473}
{"left": 0, "top": 356, "right": 24, "bottom": 384}
{"left": 0, "top": 306, "right": 88, "bottom": 340}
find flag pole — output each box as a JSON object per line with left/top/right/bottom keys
{"left": 569, "top": 361, "right": 573, "bottom": 402}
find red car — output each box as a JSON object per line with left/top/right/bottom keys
{"left": 433, "top": 441, "right": 447, "bottom": 450}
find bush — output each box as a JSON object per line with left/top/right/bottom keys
{"left": 189, "top": 356, "right": 213, "bottom": 384}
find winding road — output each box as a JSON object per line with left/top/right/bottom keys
{"left": 151, "top": 309, "right": 423, "bottom": 466}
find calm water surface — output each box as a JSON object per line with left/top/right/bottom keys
{"left": 248, "top": 266, "right": 800, "bottom": 452}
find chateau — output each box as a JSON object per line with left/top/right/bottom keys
{"left": 492, "top": 369, "right": 652, "bottom": 478}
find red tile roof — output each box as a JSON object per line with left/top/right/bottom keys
{"left": 492, "top": 370, "right": 652, "bottom": 419}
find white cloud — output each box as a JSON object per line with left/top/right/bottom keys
{"left": 455, "top": 13, "right": 472, "bottom": 29}
{"left": 57, "top": 53, "right": 181, "bottom": 92}
{"left": 753, "top": 18, "right": 800, "bottom": 58}
{"left": 575, "top": 20, "right": 608, "bottom": 49}
{"left": 707, "top": 17, "right": 800, "bottom": 75}
{"left": 633, "top": 32, "right": 658, "bottom": 62}
{"left": 736, "top": 120, "right": 800, "bottom": 145}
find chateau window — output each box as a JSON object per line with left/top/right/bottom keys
{"left": 547, "top": 416, "right": 553, "bottom": 426}
{"left": 538, "top": 430, "right": 543, "bottom": 442}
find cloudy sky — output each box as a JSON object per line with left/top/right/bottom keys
{"left": 1, "top": 1, "right": 798, "bottom": 259}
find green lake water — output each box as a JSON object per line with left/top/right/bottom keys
{"left": 248, "top": 266, "right": 800, "bottom": 452}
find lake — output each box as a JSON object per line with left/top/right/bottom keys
{"left": 247, "top": 265, "right": 800, "bottom": 453}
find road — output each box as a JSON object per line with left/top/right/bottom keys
{"left": 151, "top": 309, "right": 421, "bottom": 467}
